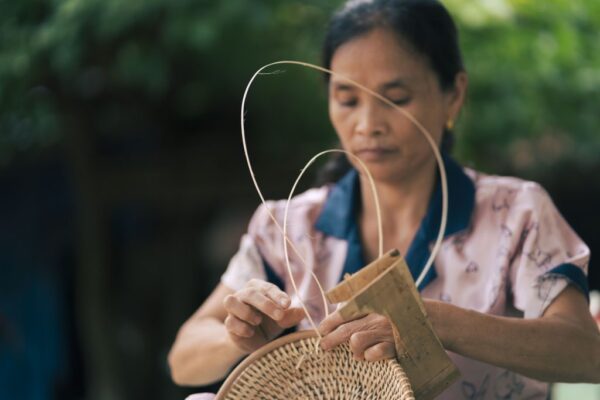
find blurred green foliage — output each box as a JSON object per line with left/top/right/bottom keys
{"left": 0, "top": 0, "right": 337, "bottom": 164}
{"left": 0, "top": 0, "right": 598, "bottom": 173}
{"left": 446, "top": 0, "right": 600, "bottom": 173}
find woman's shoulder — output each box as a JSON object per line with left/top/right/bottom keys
{"left": 247, "top": 185, "right": 332, "bottom": 236}
{"left": 461, "top": 166, "right": 578, "bottom": 243}
{"left": 461, "top": 167, "right": 588, "bottom": 275}
{"left": 466, "top": 167, "right": 554, "bottom": 214}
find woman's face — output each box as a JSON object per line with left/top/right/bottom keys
{"left": 328, "top": 28, "right": 466, "bottom": 184}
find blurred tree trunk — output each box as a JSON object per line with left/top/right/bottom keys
{"left": 63, "top": 109, "right": 121, "bottom": 400}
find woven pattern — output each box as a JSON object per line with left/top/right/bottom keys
{"left": 218, "top": 334, "right": 414, "bottom": 400}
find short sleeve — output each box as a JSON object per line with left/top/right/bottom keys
{"left": 509, "top": 185, "right": 590, "bottom": 318}
{"left": 220, "top": 186, "right": 337, "bottom": 300}
{"left": 221, "top": 234, "right": 267, "bottom": 291}
{"left": 220, "top": 202, "right": 285, "bottom": 291}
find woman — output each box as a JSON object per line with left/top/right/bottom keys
{"left": 168, "top": 0, "right": 600, "bottom": 398}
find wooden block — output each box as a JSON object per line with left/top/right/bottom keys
{"left": 326, "top": 251, "right": 460, "bottom": 400}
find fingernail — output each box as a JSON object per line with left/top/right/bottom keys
{"left": 278, "top": 297, "right": 289, "bottom": 307}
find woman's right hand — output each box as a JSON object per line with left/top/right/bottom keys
{"left": 223, "top": 279, "right": 306, "bottom": 354}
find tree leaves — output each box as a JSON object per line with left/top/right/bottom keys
{"left": 0, "top": 0, "right": 598, "bottom": 173}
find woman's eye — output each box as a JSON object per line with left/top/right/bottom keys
{"left": 339, "top": 98, "right": 358, "bottom": 107}
{"left": 389, "top": 97, "right": 411, "bottom": 106}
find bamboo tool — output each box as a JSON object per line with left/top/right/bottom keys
{"left": 327, "top": 249, "right": 460, "bottom": 400}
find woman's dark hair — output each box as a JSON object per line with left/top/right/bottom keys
{"left": 316, "top": 0, "right": 464, "bottom": 185}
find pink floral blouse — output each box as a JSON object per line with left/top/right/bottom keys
{"left": 221, "top": 156, "right": 590, "bottom": 399}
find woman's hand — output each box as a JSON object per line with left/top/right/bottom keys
{"left": 319, "top": 312, "right": 397, "bottom": 361}
{"left": 223, "top": 279, "right": 305, "bottom": 354}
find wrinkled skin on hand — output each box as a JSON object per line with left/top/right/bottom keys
{"left": 319, "top": 311, "right": 397, "bottom": 362}
{"left": 223, "top": 279, "right": 305, "bottom": 354}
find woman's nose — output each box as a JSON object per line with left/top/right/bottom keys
{"left": 355, "top": 101, "right": 386, "bottom": 137}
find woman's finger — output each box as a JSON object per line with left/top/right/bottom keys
{"left": 248, "top": 279, "right": 290, "bottom": 307}
{"left": 318, "top": 311, "right": 346, "bottom": 336}
{"left": 223, "top": 295, "right": 262, "bottom": 325}
{"left": 319, "top": 310, "right": 368, "bottom": 336}
{"left": 277, "top": 307, "right": 306, "bottom": 328}
{"left": 236, "top": 288, "right": 284, "bottom": 321}
{"left": 320, "top": 316, "right": 366, "bottom": 350}
{"left": 262, "top": 281, "right": 291, "bottom": 308}
{"left": 321, "top": 313, "right": 393, "bottom": 352}
{"left": 349, "top": 330, "right": 383, "bottom": 357}
{"left": 224, "top": 315, "right": 256, "bottom": 338}
{"left": 363, "top": 342, "right": 396, "bottom": 362}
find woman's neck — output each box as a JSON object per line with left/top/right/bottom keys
{"left": 358, "top": 160, "right": 437, "bottom": 253}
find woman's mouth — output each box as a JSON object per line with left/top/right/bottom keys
{"left": 354, "top": 147, "right": 398, "bottom": 161}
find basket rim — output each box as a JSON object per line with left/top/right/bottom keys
{"left": 214, "top": 330, "right": 321, "bottom": 399}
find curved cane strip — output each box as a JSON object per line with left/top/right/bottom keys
{"left": 283, "top": 149, "right": 384, "bottom": 342}
{"left": 241, "top": 60, "right": 448, "bottom": 338}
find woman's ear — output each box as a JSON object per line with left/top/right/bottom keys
{"left": 446, "top": 71, "right": 468, "bottom": 122}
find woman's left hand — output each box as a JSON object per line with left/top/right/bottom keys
{"left": 319, "top": 312, "right": 396, "bottom": 361}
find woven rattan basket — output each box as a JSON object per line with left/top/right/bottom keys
{"left": 215, "top": 330, "right": 414, "bottom": 400}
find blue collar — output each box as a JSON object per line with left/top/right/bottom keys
{"left": 314, "top": 154, "right": 475, "bottom": 290}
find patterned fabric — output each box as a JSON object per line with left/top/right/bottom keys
{"left": 185, "top": 394, "right": 215, "bottom": 400}
{"left": 221, "top": 155, "right": 590, "bottom": 400}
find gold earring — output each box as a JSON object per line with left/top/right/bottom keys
{"left": 446, "top": 119, "right": 455, "bottom": 130}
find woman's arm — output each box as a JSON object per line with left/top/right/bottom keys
{"left": 168, "top": 283, "right": 245, "bottom": 386}
{"left": 168, "top": 280, "right": 306, "bottom": 386}
{"left": 320, "top": 285, "right": 600, "bottom": 383}
{"left": 426, "top": 285, "right": 600, "bottom": 383}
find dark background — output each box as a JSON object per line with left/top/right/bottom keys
{"left": 1, "top": 1, "right": 598, "bottom": 399}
